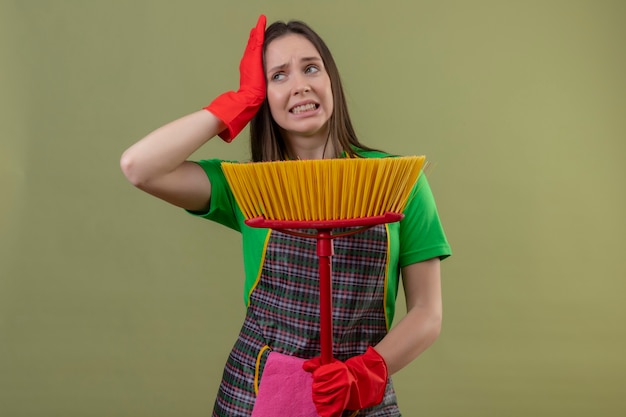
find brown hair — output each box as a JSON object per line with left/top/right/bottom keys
{"left": 249, "top": 20, "right": 379, "bottom": 162}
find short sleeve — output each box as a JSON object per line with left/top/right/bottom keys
{"left": 185, "top": 159, "right": 242, "bottom": 232}
{"left": 398, "top": 174, "right": 451, "bottom": 266}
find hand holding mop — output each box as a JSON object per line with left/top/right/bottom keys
{"left": 222, "top": 156, "right": 426, "bottom": 416}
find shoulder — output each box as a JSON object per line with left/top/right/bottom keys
{"left": 351, "top": 146, "right": 395, "bottom": 159}
{"left": 194, "top": 158, "right": 242, "bottom": 179}
{"left": 194, "top": 158, "right": 235, "bottom": 169}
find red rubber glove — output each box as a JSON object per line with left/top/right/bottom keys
{"left": 302, "top": 347, "right": 388, "bottom": 417}
{"left": 204, "top": 14, "right": 266, "bottom": 142}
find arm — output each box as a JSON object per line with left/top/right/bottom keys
{"left": 120, "top": 110, "right": 224, "bottom": 211}
{"left": 374, "top": 257, "right": 443, "bottom": 375}
{"left": 302, "top": 258, "right": 443, "bottom": 416}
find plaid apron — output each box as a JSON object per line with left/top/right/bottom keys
{"left": 212, "top": 225, "right": 401, "bottom": 416}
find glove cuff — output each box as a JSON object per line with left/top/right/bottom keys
{"left": 204, "top": 91, "right": 264, "bottom": 142}
{"left": 346, "top": 347, "right": 388, "bottom": 410}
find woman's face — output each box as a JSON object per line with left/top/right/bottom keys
{"left": 264, "top": 34, "right": 334, "bottom": 147}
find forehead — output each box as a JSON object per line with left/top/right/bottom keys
{"left": 265, "top": 34, "right": 321, "bottom": 66}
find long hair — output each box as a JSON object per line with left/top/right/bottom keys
{"left": 250, "top": 20, "right": 378, "bottom": 162}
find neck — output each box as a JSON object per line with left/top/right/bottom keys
{"left": 283, "top": 130, "right": 334, "bottom": 160}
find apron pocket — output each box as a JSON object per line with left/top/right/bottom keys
{"left": 252, "top": 351, "right": 318, "bottom": 417}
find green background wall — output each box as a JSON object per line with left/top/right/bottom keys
{"left": 2, "top": 1, "right": 625, "bottom": 416}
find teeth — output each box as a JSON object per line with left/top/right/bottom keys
{"left": 291, "top": 103, "right": 317, "bottom": 114}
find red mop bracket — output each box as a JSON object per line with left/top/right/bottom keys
{"left": 316, "top": 229, "right": 334, "bottom": 257}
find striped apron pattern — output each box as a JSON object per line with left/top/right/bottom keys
{"left": 212, "top": 224, "right": 401, "bottom": 416}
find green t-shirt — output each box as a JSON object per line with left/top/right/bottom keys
{"left": 188, "top": 151, "right": 451, "bottom": 327}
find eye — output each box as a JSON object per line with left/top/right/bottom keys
{"left": 304, "top": 65, "right": 320, "bottom": 75}
{"left": 271, "top": 72, "right": 286, "bottom": 81}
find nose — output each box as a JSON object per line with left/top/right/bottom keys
{"left": 292, "top": 73, "right": 310, "bottom": 95}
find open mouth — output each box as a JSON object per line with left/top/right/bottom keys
{"left": 290, "top": 103, "right": 319, "bottom": 114}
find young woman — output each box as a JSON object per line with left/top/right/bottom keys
{"left": 121, "top": 15, "right": 451, "bottom": 417}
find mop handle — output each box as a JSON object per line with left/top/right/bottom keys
{"left": 316, "top": 230, "right": 334, "bottom": 364}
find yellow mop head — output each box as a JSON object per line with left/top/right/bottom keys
{"left": 222, "top": 156, "right": 426, "bottom": 222}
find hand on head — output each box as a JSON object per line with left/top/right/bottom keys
{"left": 204, "top": 14, "right": 267, "bottom": 142}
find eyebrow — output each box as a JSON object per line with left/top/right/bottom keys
{"left": 267, "top": 56, "right": 322, "bottom": 74}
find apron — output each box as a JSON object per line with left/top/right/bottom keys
{"left": 212, "top": 225, "right": 401, "bottom": 416}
